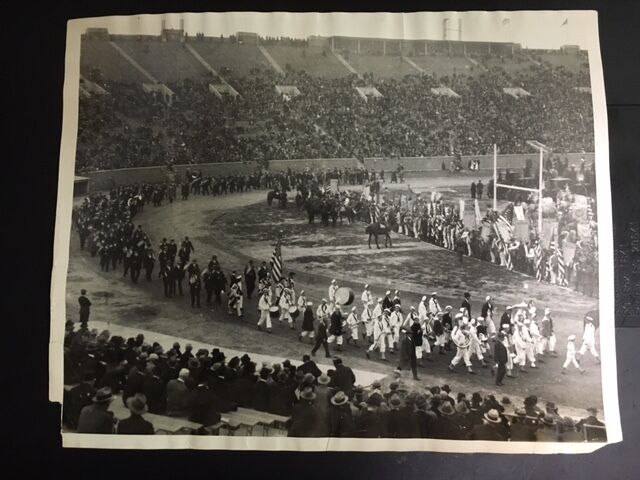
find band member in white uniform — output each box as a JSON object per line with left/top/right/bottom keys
{"left": 448, "top": 324, "right": 475, "bottom": 374}
{"left": 328, "top": 279, "right": 339, "bottom": 308}
{"left": 346, "top": 307, "right": 360, "bottom": 346}
{"left": 578, "top": 317, "right": 600, "bottom": 363}
{"left": 372, "top": 298, "right": 383, "bottom": 321}
{"left": 428, "top": 292, "right": 442, "bottom": 316}
{"left": 540, "top": 308, "right": 558, "bottom": 356}
{"left": 562, "top": 334, "right": 585, "bottom": 374}
{"left": 419, "top": 313, "right": 434, "bottom": 362}
{"left": 361, "top": 284, "right": 373, "bottom": 309}
{"left": 297, "top": 289, "right": 307, "bottom": 312}
{"left": 327, "top": 305, "right": 345, "bottom": 351}
{"left": 389, "top": 304, "right": 403, "bottom": 349}
{"left": 299, "top": 301, "right": 315, "bottom": 341}
{"left": 316, "top": 298, "right": 331, "bottom": 325}
{"left": 418, "top": 296, "right": 428, "bottom": 323}
{"left": 468, "top": 318, "right": 488, "bottom": 367}
{"left": 278, "top": 286, "right": 294, "bottom": 329}
{"left": 361, "top": 301, "right": 374, "bottom": 343}
{"left": 382, "top": 309, "right": 396, "bottom": 354}
{"left": 257, "top": 288, "right": 272, "bottom": 332}
{"left": 512, "top": 319, "right": 537, "bottom": 372}
{"left": 228, "top": 275, "right": 243, "bottom": 317}
{"left": 366, "top": 308, "right": 390, "bottom": 361}
{"left": 481, "top": 296, "right": 496, "bottom": 339}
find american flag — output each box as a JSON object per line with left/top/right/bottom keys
{"left": 270, "top": 238, "right": 283, "bottom": 283}
{"left": 534, "top": 241, "right": 544, "bottom": 281}
{"left": 371, "top": 202, "right": 382, "bottom": 223}
{"left": 549, "top": 233, "right": 568, "bottom": 286}
{"left": 492, "top": 222, "right": 513, "bottom": 270}
{"left": 555, "top": 237, "right": 568, "bottom": 286}
{"left": 587, "top": 200, "right": 595, "bottom": 223}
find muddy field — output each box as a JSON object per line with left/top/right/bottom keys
{"left": 64, "top": 176, "right": 604, "bottom": 412}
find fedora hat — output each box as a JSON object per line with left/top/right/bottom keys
{"left": 301, "top": 389, "right": 316, "bottom": 401}
{"left": 542, "top": 414, "right": 556, "bottom": 426}
{"left": 366, "top": 393, "right": 383, "bottom": 407}
{"left": 92, "top": 387, "right": 113, "bottom": 404}
{"left": 483, "top": 409, "right": 502, "bottom": 424}
{"left": 388, "top": 394, "right": 402, "bottom": 409}
{"left": 302, "top": 373, "right": 315, "bottom": 385}
{"left": 317, "top": 374, "right": 331, "bottom": 385}
{"left": 438, "top": 403, "right": 456, "bottom": 416}
{"left": 126, "top": 394, "right": 149, "bottom": 415}
{"left": 330, "top": 391, "right": 349, "bottom": 406}
{"left": 455, "top": 401, "right": 470, "bottom": 414}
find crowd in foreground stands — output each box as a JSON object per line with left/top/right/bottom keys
{"left": 64, "top": 323, "right": 605, "bottom": 440}
{"left": 77, "top": 63, "right": 593, "bottom": 171}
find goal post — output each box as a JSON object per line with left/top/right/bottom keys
{"left": 492, "top": 141, "right": 550, "bottom": 235}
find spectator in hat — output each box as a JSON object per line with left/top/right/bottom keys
{"left": 452, "top": 401, "right": 473, "bottom": 435}
{"left": 544, "top": 401, "right": 562, "bottom": 423}
{"left": 524, "top": 395, "right": 542, "bottom": 418}
{"left": 509, "top": 408, "right": 537, "bottom": 441}
{"left": 535, "top": 414, "right": 560, "bottom": 442}
{"left": 269, "top": 370, "right": 296, "bottom": 416}
{"left": 299, "top": 354, "right": 322, "bottom": 378}
{"left": 77, "top": 387, "right": 115, "bottom": 434}
{"left": 78, "top": 289, "right": 91, "bottom": 328}
{"left": 432, "top": 402, "right": 463, "bottom": 439}
{"left": 329, "top": 391, "right": 354, "bottom": 437}
{"left": 252, "top": 367, "right": 272, "bottom": 412}
{"left": 330, "top": 357, "right": 356, "bottom": 398}
{"left": 467, "top": 409, "right": 507, "bottom": 441}
{"left": 117, "top": 393, "right": 155, "bottom": 434}
{"left": 287, "top": 388, "right": 320, "bottom": 437}
{"left": 355, "top": 393, "right": 387, "bottom": 438}
{"left": 576, "top": 407, "right": 605, "bottom": 430}
{"left": 188, "top": 381, "right": 222, "bottom": 427}
{"left": 413, "top": 394, "right": 437, "bottom": 438}
{"left": 314, "top": 373, "right": 332, "bottom": 433}
{"left": 559, "top": 416, "right": 584, "bottom": 442}
{"left": 64, "top": 371, "right": 96, "bottom": 429}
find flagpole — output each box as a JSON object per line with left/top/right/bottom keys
{"left": 538, "top": 146, "right": 543, "bottom": 236}
{"left": 493, "top": 143, "right": 498, "bottom": 211}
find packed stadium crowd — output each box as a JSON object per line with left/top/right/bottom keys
{"left": 63, "top": 322, "right": 605, "bottom": 440}
{"left": 77, "top": 63, "right": 593, "bottom": 172}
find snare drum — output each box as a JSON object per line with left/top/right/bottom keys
{"left": 289, "top": 306, "right": 299, "bottom": 319}
{"left": 269, "top": 306, "right": 280, "bottom": 319}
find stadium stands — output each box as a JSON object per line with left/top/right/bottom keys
{"left": 76, "top": 33, "right": 595, "bottom": 172}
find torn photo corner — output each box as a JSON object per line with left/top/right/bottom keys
{"left": 50, "top": 11, "right": 621, "bottom": 452}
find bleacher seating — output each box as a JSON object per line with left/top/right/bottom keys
{"left": 76, "top": 34, "right": 595, "bottom": 172}
{"left": 267, "top": 45, "right": 349, "bottom": 78}
{"left": 113, "top": 39, "right": 210, "bottom": 82}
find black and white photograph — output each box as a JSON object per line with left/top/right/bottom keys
{"left": 50, "top": 11, "right": 620, "bottom": 451}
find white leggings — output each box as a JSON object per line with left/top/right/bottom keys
{"left": 450, "top": 347, "right": 472, "bottom": 367}
{"left": 257, "top": 310, "right": 272, "bottom": 329}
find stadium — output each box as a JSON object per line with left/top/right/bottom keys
{"left": 63, "top": 21, "right": 605, "bottom": 442}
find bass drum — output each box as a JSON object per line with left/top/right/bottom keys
{"left": 289, "top": 306, "right": 300, "bottom": 319}
{"left": 335, "top": 287, "right": 355, "bottom": 306}
{"left": 269, "top": 306, "right": 280, "bottom": 319}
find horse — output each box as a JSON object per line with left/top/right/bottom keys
{"left": 366, "top": 223, "right": 392, "bottom": 249}
{"left": 267, "top": 190, "right": 282, "bottom": 206}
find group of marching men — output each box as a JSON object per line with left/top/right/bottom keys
{"left": 253, "top": 278, "right": 601, "bottom": 380}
